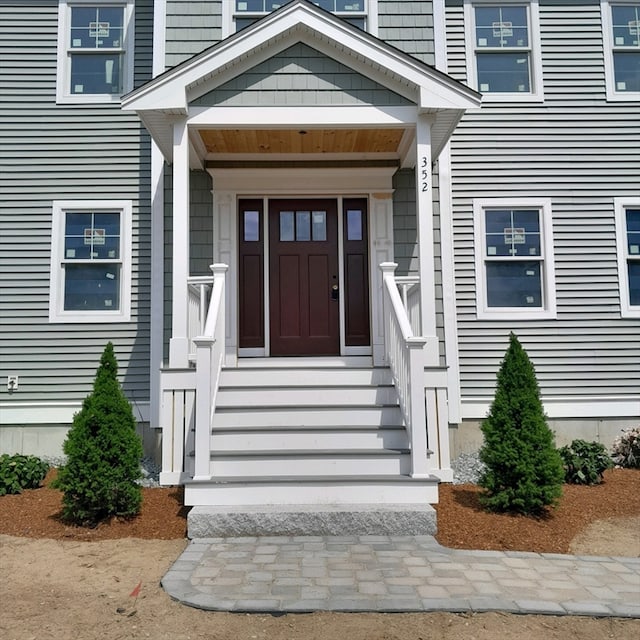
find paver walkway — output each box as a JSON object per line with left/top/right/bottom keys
{"left": 161, "top": 535, "right": 640, "bottom": 617}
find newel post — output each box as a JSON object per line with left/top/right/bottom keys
{"left": 192, "top": 336, "right": 214, "bottom": 481}
{"left": 407, "top": 337, "right": 429, "bottom": 478}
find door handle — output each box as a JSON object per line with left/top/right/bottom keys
{"left": 331, "top": 284, "right": 339, "bottom": 300}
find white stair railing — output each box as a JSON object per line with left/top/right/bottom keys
{"left": 187, "top": 276, "right": 215, "bottom": 362}
{"left": 380, "top": 263, "right": 430, "bottom": 478}
{"left": 192, "top": 264, "right": 227, "bottom": 481}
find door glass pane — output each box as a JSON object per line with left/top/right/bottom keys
{"left": 346, "top": 209, "right": 363, "bottom": 241}
{"left": 312, "top": 211, "right": 326, "bottom": 241}
{"left": 296, "top": 211, "right": 311, "bottom": 241}
{"left": 280, "top": 211, "right": 294, "bottom": 241}
{"left": 244, "top": 210, "right": 260, "bottom": 242}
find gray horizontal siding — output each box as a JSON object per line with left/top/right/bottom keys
{"left": 0, "top": 2, "right": 153, "bottom": 406}
{"left": 378, "top": 0, "right": 435, "bottom": 65}
{"left": 165, "top": 0, "right": 222, "bottom": 68}
{"left": 445, "top": 1, "right": 640, "bottom": 402}
{"left": 192, "top": 43, "right": 412, "bottom": 107}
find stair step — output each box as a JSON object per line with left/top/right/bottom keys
{"left": 220, "top": 366, "right": 392, "bottom": 387}
{"left": 212, "top": 405, "right": 404, "bottom": 428}
{"left": 216, "top": 385, "right": 399, "bottom": 408}
{"left": 205, "top": 449, "right": 411, "bottom": 476}
{"left": 187, "top": 503, "right": 437, "bottom": 537}
{"left": 211, "top": 427, "right": 408, "bottom": 451}
{"left": 183, "top": 474, "right": 440, "bottom": 507}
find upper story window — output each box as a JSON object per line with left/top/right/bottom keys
{"left": 464, "top": 0, "right": 543, "bottom": 102}
{"left": 57, "top": 0, "right": 134, "bottom": 104}
{"left": 49, "top": 201, "right": 132, "bottom": 323}
{"left": 615, "top": 198, "right": 640, "bottom": 317}
{"left": 473, "top": 199, "right": 556, "bottom": 319}
{"left": 602, "top": 1, "right": 640, "bottom": 100}
{"left": 226, "top": 1, "right": 372, "bottom": 35}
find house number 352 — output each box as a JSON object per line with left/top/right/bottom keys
{"left": 421, "top": 156, "right": 428, "bottom": 192}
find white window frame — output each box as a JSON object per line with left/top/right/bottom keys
{"left": 221, "top": 0, "right": 378, "bottom": 38}
{"left": 464, "top": 0, "right": 544, "bottom": 102}
{"left": 56, "top": 0, "right": 135, "bottom": 104}
{"left": 602, "top": 0, "right": 640, "bottom": 101}
{"left": 473, "top": 198, "right": 556, "bottom": 319}
{"left": 49, "top": 200, "right": 132, "bottom": 323}
{"left": 615, "top": 197, "right": 640, "bottom": 318}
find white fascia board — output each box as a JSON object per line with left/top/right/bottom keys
{"left": 189, "top": 105, "right": 417, "bottom": 128}
{"left": 1, "top": 401, "right": 151, "bottom": 425}
{"left": 123, "top": 2, "right": 480, "bottom": 114}
{"left": 461, "top": 397, "right": 640, "bottom": 420}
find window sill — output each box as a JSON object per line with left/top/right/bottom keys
{"left": 56, "top": 93, "right": 124, "bottom": 105}
{"left": 49, "top": 310, "right": 131, "bottom": 324}
{"left": 477, "top": 308, "right": 557, "bottom": 321}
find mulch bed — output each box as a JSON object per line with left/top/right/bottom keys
{"left": 0, "top": 467, "right": 638, "bottom": 553}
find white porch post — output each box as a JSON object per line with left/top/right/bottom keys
{"left": 415, "top": 114, "right": 439, "bottom": 365}
{"left": 169, "top": 118, "right": 190, "bottom": 368}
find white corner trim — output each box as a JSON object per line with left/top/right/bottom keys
{"left": 461, "top": 397, "right": 640, "bottom": 420}
{"left": 0, "top": 401, "right": 151, "bottom": 425}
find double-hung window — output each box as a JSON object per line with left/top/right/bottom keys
{"left": 225, "top": 1, "right": 373, "bottom": 36}
{"left": 49, "top": 201, "right": 132, "bottom": 323}
{"left": 474, "top": 199, "right": 556, "bottom": 318}
{"left": 602, "top": 1, "right": 640, "bottom": 100}
{"left": 615, "top": 198, "right": 640, "bottom": 317}
{"left": 464, "top": 0, "right": 543, "bottom": 101}
{"left": 57, "top": 0, "right": 134, "bottom": 103}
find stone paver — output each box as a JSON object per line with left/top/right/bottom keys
{"left": 161, "top": 535, "right": 640, "bottom": 617}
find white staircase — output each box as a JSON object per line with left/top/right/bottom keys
{"left": 183, "top": 358, "right": 440, "bottom": 518}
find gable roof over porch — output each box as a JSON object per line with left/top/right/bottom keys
{"left": 122, "top": 0, "right": 481, "bottom": 165}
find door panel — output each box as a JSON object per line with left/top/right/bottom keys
{"left": 269, "top": 199, "right": 339, "bottom": 356}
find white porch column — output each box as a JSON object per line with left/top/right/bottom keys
{"left": 415, "top": 114, "right": 439, "bottom": 365}
{"left": 169, "top": 118, "right": 190, "bottom": 368}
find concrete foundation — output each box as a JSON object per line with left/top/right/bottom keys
{"left": 187, "top": 503, "right": 437, "bottom": 538}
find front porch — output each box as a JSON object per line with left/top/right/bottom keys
{"left": 121, "top": 0, "right": 480, "bottom": 529}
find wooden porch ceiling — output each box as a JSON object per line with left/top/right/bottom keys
{"left": 198, "top": 128, "right": 406, "bottom": 155}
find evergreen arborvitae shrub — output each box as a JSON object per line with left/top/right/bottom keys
{"left": 478, "top": 333, "right": 564, "bottom": 515}
{"left": 54, "top": 342, "right": 143, "bottom": 525}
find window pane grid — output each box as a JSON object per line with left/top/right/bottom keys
{"left": 610, "top": 4, "right": 640, "bottom": 92}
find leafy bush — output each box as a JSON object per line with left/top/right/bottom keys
{"left": 611, "top": 426, "right": 640, "bottom": 469}
{"left": 0, "top": 454, "right": 49, "bottom": 496}
{"left": 559, "top": 439, "right": 613, "bottom": 485}
{"left": 479, "top": 333, "right": 564, "bottom": 515}
{"left": 53, "top": 342, "right": 143, "bottom": 525}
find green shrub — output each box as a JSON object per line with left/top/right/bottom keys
{"left": 53, "top": 342, "right": 143, "bottom": 525}
{"left": 479, "top": 333, "right": 564, "bottom": 515}
{"left": 0, "top": 454, "right": 49, "bottom": 496}
{"left": 611, "top": 426, "right": 640, "bottom": 469}
{"left": 559, "top": 439, "right": 613, "bottom": 485}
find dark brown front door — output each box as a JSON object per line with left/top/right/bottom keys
{"left": 269, "top": 199, "right": 339, "bottom": 356}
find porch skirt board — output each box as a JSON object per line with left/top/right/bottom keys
{"left": 187, "top": 503, "right": 437, "bottom": 538}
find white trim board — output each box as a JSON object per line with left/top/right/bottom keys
{"left": 0, "top": 401, "right": 151, "bottom": 425}
{"left": 461, "top": 398, "right": 640, "bottom": 420}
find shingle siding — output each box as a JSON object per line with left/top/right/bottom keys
{"left": 0, "top": 1, "right": 153, "bottom": 404}
{"left": 192, "top": 43, "right": 412, "bottom": 107}
{"left": 165, "top": 0, "right": 222, "bottom": 68}
{"left": 378, "top": 0, "right": 435, "bottom": 64}
{"left": 445, "top": 0, "right": 640, "bottom": 401}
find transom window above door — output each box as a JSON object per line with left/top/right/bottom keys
{"left": 279, "top": 210, "right": 327, "bottom": 242}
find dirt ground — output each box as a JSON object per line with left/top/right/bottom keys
{"left": 0, "top": 468, "right": 639, "bottom": 640}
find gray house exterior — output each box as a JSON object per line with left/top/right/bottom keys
{"left": 1, "top": 1, "right": 638, "bottom": 505}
